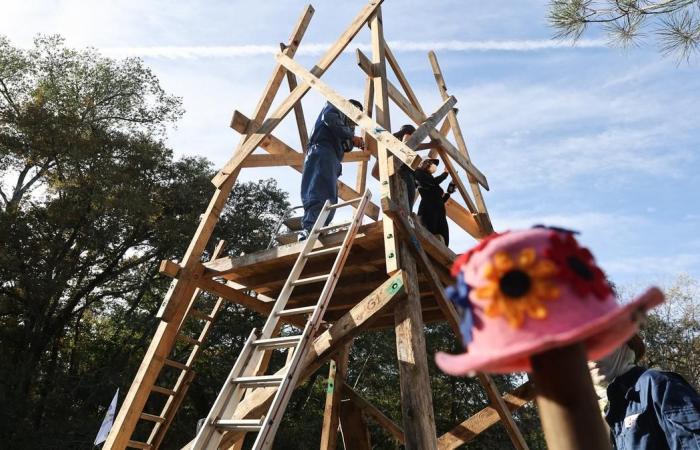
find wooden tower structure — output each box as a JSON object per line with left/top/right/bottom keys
{"left": 104, "top": 1, "right": 536, "bottom": 449}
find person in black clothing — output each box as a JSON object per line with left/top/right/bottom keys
{"left": 393, "top": 124, "right": 417, "bottom": 209}
{"left": 415, "top": 158, "right": 455, "bottom": 245}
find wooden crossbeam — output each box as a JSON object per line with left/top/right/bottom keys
{"left": 340, "top": 399, "right": 373, "bottom": 450}
{"left": 404, "top": 96, "right": 457, "bottom": 150}
{"left": 281, "top": 42, "right": 310, "bottom": 152}
{"left": 212, "top": 0, "right": 384, "bottom": 188}
{"left": 343, "top": 382, "right": 405, "bottom": 443}
{"left": 320, "top": 347, "right": 350, "bottom": 450}
{"left": 230, "top": 110, "right": 381, "bottom": 220}
{"left": 240, "top": 151, "right": 369, "bottom": 168}
{"left": 437, "top": 382, "right": 536, "bottom": 450}
{"left": 276, "top": 52, "right": 421, "bottom": 172}
{"left": 385, "top": 43, "right": 425, "bottom": 116}
{"left": 355, "top": 49, "right": 489, "bottom": 190}
{"left": 205, "top": 271, "right": 407, "bottom": 450}
{"left": 428, "top": 51, "right": 493, "bottom": 233}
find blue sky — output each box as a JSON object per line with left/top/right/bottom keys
{"left": 3, "top": 0, "right": 698, "bottom": 287}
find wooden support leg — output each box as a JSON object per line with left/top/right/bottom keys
{"left": 530, "top": 343, "right": 611, "bottom": 450}
{"left": 340, "top": 399, "right": 373, "bottom": 450}
{"left": 320, "top": 345, "right": 350, "bottom": 450}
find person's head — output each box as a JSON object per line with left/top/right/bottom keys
{"left": 393, "top": 124, "right": 416, "bottom": 143}
{"left": 420, "top": 158, "right": 440, "bottom": 174}
{"left": 344, "top": 99, "right": 363, "bottom": 127}
{"left": 589, "top": 335, "right": 645, "bottom": 387}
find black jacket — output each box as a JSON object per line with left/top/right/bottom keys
{"left": 415, "top": 169, "right": 450, "bottom": 245}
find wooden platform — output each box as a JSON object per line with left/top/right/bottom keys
{"left": 203, "top": 220, "right": 456, "bottom": 328}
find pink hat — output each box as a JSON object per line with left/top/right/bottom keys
{"left": 436, "top": 226, "right": 664, "bottom": 375}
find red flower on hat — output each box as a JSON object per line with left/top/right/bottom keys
{"left": 546, "top": 232, "right": 611, "bottom": 300}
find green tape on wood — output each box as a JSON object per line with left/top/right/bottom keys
{"left": 387, "top": 277, "right": 403, "bottom": 295}
{"left": 326, "top": 380, "right": 335, "bottom": 394}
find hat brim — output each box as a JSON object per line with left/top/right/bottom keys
{"left": 435, "top": 287, "right": 663, "bottom": 376}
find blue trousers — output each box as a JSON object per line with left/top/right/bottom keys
{"left": 301, "top": 145, "right": 341, "bottom": 232}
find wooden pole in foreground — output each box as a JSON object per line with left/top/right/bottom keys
{"left": 530, "top": 343, "right": 612, "bottom": 450}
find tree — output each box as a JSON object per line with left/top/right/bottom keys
{"left": 548, "top": 0, "right": 700, "bottom": 62}
{"left": 0, "top": 34, "right": 291, "bottom": 448}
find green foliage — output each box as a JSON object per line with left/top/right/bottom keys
{"left": 0, "top": 34, "right": 289, "bottom": 449}
{"left": 548, "top": 0, "right": 700, "bottom": 62}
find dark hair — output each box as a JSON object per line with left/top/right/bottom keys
{"left": 393, "top": 124, "right": 416, "bottom": 140}
{"left": 349, "top": 99, "right": 363, "bottom": 112}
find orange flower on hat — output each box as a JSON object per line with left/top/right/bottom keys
{"left": 474, "top": 248, "right": 560, "bottom": 328}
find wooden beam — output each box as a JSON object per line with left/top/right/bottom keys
{"left": 281, "top": 42, "right": 310, "bottom": 153}
{"left": 340, "top": 399, "right": 372, "bottom": 450}
{"left": 437, "top": 382, "right": 536, "bottom": 450}
{"left": 355, "top": 49, "right": 489, "bottom": 190}
{"left": 428, "top": 51, "right": 492, "bottom": 233}
{"left": 230, "top": 110, "right": 381, "bottom": 220}
{"left": 240, "top": 151, "right": 369, "bottom": 168}
{"left": 212, "top": 0, "right": 384, "bottom": 188}
{"left": 343, "top": 383, "right": 405, "bottom": 444}
{"left": 276, "top": 52, "right": 421, "bottom": 172}
{"left": 207, "top": 272, "right": 407, "bottom": 450}
{"left": 445, "top": 198, "right": 484, "bottom": 239}
{"left": 404, "top": 96, "right": 457, "bottom": 150}
{"left": 384, "top": 43, "right": 425, "bottom": 117}
{"left": 476, "top": 374, "right": 530, "bottom": 450}
{"left": 320, "top": 346, "right": 350, "bottom": 450}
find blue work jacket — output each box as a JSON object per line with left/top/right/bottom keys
{"left": 605, "top": 366, "right": 700, "bottom": 449}
{"left": 307, "top": 102, "right": 355, "bottom": 161}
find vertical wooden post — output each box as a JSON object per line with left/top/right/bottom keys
{"left": 530, "top": 343, "right": 611, "bottom": 450}
{"left": 369, "top": 8, "right": 438, "bottom": 450}
{"left": 320, "top": 345, "right": 350, "bottom": 450}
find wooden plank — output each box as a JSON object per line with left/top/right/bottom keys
{"left": 435, "top": 146, "right": 478, "bottom": 214}
{"left": 369, "top": 8, "right": 400, "bottom": 275}
{"left": 384, "top": 43, "right": 425, "bottom": 116}
{"left": 476, "top": 374, "right": 530, "bottom": 450}
{"left": 343, "top": 383, "right": 405, "bottom": 444}
{"left": 437, "top": 382, "right": 536, "bottom": 450}
{"left": 206, "top": 272, "right": 407, "bottom": 450}
{"left": 276, "top": 52, "right": 421, "bottom": 172}
{"left": 404, "top": 96, "right": 457, "bottom": 150}
{"left": 444, "top": 198, "right": 484, "bottom": 239}
{"left": 428, "top": 51, "right": 492, "bottom": 233}
{"left": 355, "top": 49, "right": 489, "bottom": 190}
{"left": 212, "top": 0, "right": 384, "bottom": 188}
{"left": 354, "top": 75, "right": 374, "bottom": 215}
{"left": 340, "top": 398, "right": 373, "bottom": 450}
{"left": 281, "top": 42, "right": 310, "bottom": 153}
{"left": 320, "top": 346, "right": 350, "bottom": 450}
{"left": 240, "top": 151, "right": 369, "bottom": 168}
{"left": 230, "top": 110, "right": 381, "bottom": 220}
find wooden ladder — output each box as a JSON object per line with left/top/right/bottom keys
{"left": 191, "top": 190, "right": 372, "bottom": 450}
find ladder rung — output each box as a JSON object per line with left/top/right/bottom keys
{"left": 188, "top": 308, "right": 214, "bottom": 322}
{"left": 177, "top": 333, "right": 203, "bottom": 346}
{"left": 253, "top": 335, "right": 302, "bottom": 349}
{"left": 163, "top": 359, "right": 189, "bottom": 371}
{"left": 127, "top": 440, "right": 152, "bottom": 449}
{"left": 140, "top": 412, "right": 166, "bottom": 423}
{"left": 215, "top": 419, "right": 263, "bottom": 432}
{"left": 232, "top": 375, "right": 285, "bottom": 387}
{"left": 319, "top": 221, "right": 352, "bottom": 233}
{"left": 151, "top": 385, "right": 176, "bottom": 396}
{"left": 277, "top": 305, "right": 316, "bottom": 317}
{"left": 292, "top": 274, "right": 330, "bottom": 286}
{"left": 328, "top": 198, "right": 361, "bottom": 209}
{"left": 308, "top": 245, "right": 342, "bottom": 257}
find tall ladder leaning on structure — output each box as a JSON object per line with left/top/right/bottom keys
{"left": 191, "top": 190, "right": 372, "bottom": 450}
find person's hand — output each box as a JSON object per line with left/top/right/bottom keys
{"left": 353, "top": 136, "right": 365, "bottom": 150}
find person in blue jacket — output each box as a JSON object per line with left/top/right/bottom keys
{"left": 300, "top": 100, "right": 365, "bottom": 237}
{"left": 589, "top": 334, "right": 700, "bottom": 449}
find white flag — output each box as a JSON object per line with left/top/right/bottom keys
{"left": 94, "top": 388, "right": 119, "bottom": 446}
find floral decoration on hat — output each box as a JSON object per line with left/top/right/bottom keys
{"left": 451, "top": 231, "right": 508, "bottom": 277}
{"left": 474, "top": 248, "right": 560, "bottom": 328}
{"left": 546, "top": 231, "right": 611, "bottom": 300}
{"left": 446, "top": 272, "right": 474, "bottom": 345}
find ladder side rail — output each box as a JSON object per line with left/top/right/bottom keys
{"left": 192, "top": 330, "right": 257, "bottom": 450}
{"left": 253, "top": 191, "right": 371, "bottom": 449}
{"left": 257, "top": 202, "right": 332, "bottom": 339}
{"left": 204, "top": 201, "right": 330, "bottom": 428}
